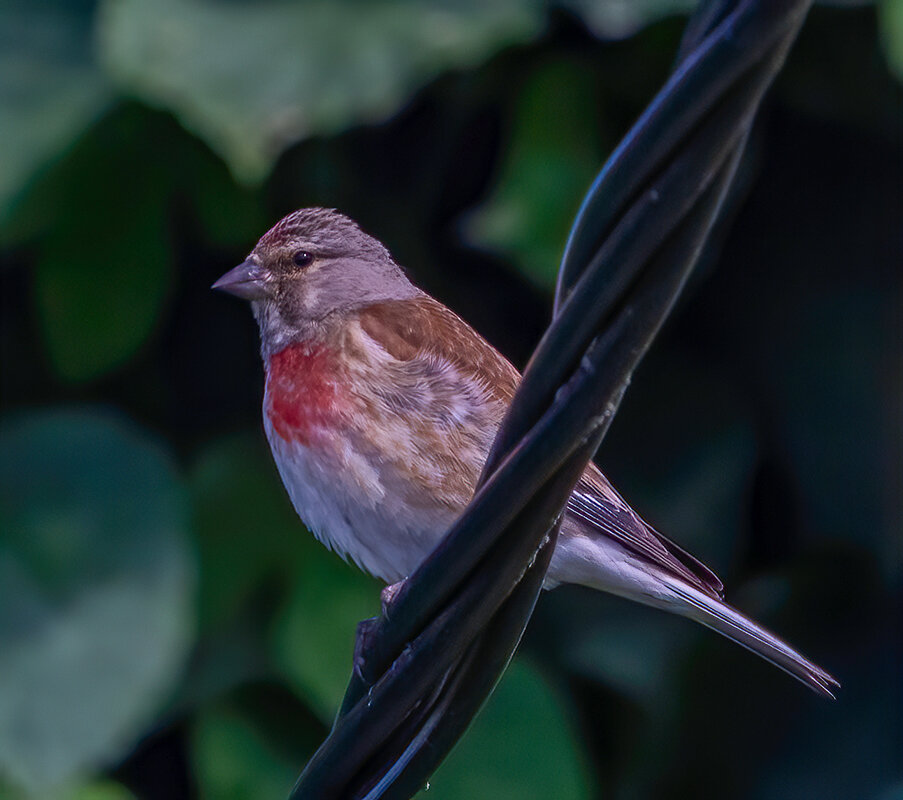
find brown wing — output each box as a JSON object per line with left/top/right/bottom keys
{"left": 351, "top": 295, "right": 518, "bottom": 510}
{"left": 357, "top": 294, "right": 520, "bottom": 406}
{"left": 357, "top": 294, "right": 723, "bottom": 598}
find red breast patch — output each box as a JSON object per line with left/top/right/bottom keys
{"left": 265, "top": 342, "right": 347, "bottom": 445}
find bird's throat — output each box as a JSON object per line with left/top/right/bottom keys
{"left": 265, "top": 342, "right": 347, "bottom": 445}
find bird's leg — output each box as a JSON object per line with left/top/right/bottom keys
{"left": 352, "top": 617, "right": 380, "bottom": 683}
{"left": 352, "top": 579, "right": 408, "bottom": 684}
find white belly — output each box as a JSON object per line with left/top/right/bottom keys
{"left": 264, "top": 413, "right": 459, "bottom": 583}
{"left": 264, "top": 413, "right": 667, "bottom": 604}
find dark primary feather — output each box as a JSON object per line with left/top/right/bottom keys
{"left": 569, "top": 469, "right": 724, "bottom": 598}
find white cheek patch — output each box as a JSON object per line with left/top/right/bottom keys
{"left": 302, "top": 286, "right": 321, "bottom": 312}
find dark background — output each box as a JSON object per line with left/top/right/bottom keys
{"left": 1, "top": 2, "right": 900, "bottom": 798}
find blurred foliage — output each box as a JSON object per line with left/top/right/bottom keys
{"left": 0, "top": 411, "right": 193, "bottom": 794}
{"left": 1, "top": 1, "right": 900, "bottom": 799}
{"left": 429, "top": 660, "right": 592, "bottom": 798}
{"left": 464, "top": 57, "right": 607, "bottom": 288}
{"left": 881, "top": 0, "right": 903, "bottom": 78}
{"left": 97, "top": 0, "right": 544, "bottom": 183}
{"left": 192, "top": 704, "right": 301, "bottom": 800}
{"left": 0, "top": 0, "right": 112, "bottom": 220}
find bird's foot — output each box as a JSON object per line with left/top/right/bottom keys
{"left": 352, "top": 580, "right": 407, "bottom": 684}
{"left": 380, "top": 579, "right": 406, "bottom": 617}
{"left": 353, "top": 616, "right": 380, "bottom": 684}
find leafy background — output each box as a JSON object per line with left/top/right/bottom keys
{"left": 1, "top": 1, "right": 901, "bottom": 798}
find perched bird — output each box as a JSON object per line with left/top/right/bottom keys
{"left": 214, "top": 207, "right": 838, "bottom": 697}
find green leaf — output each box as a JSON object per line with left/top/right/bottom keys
{"left": 64, "top": 781, "right": 136, "bottom": 800}
{"left": 189, "top": 434, "right": 311, "bottom": 631}
{"left": 879, "top": 0, "right": 903, "bottom": 82}
{"left": 561, "top": 0, "right": 693, "bottom": 39}
{"left": 427, "top": 659, "right": 592, "bottom": 799}
{"left": 0, "top": 410, "right": 195, "bottom": 794}
{"left": 191, "top": 433, "right": 381, "bottom": 720}
{"left": 0, "top": 0, "right": 112, "bottom": 224}
{"left": 464, "top": 58, "right": 605, "bottom": 289}
{"left": 25, "top": 107, "right": 176, "bottom": 382}
{"left": 192, "top": 705, "right": 300, "bottom": 800}
{"left": 13, "top": 100, "right": 267, "bottom": 380}
{"left": 96, "top": 0, "right": 544, "bottom": 182}
{"left": 272, "top": 552, "right": 379, "bottom": 723}
{"left": 0, "top": 777, "right": 136, "bottom": 800}
{"left": 34, "top": 203, "right": 171, "bottom": 382}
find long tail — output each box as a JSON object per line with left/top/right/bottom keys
{"left": 662, "top": 577, "right": 840, "bottom": 698}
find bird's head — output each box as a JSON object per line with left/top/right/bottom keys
{"left": 213, "top": 207, "right": 418, "bottom": 351}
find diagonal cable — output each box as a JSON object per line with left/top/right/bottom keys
{"left": 289, "top": 2, "right": 812, "bottom": 797}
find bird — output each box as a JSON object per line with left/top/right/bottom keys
{"left": 213, "top": 207, "right": 838, "bottom": 698}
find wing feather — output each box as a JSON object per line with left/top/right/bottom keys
{"left": 570, "top": 466, "right": 724, "bottom": 597}
{"left": 356, "top": 294, "right": 520, "bottom": 406}
{"left": 355, "top": 295, "right": 724, "bottom": 598}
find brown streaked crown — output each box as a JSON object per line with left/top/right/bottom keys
{"left": 254, "top": 207, "right": 393, "bottom": 268}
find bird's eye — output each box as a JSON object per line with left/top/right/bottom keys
{"left": 292, "top": 251, "right": 314, "bottom": 268}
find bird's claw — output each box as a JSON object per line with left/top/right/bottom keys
{"left": 380, "top": 579, "right": 406, "bottom": 618}
{"left": 353, "top": 616, "right": 381, "bottom": 683}
{"left": 352, "top": 580, "right": 407, "bottom": 684}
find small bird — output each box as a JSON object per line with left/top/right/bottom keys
{"left": 214, "top": 207, "right": 838, "bottom": 697}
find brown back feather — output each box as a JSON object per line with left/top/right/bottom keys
{"left": 357, "top": 295, "right": 520, "bottom": 405}
{"left": 356, "top": 295, "right": 724, "bottom": 599}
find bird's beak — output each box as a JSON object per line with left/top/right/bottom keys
{"left": 212, "top": 259, "right": 268, "bottom": 300}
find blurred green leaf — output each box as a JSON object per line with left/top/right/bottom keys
{"left": 189, "top": 433, "right": 309, "bottom": 631}
{"left": 185, "top": 151, "right": 269, "bottom": 249}
{"left": 191, "top": 433, "right": 381, "bottom": 722}
{"left": 427, "top": 659, "right": 592, "bottom": 799}
{"left": 193, "top": 704, "right": 299, "bottom": 800}
{"left": 0, "top": 777, "right": 136, "bottom": 800}
{"left": 21, "top": 107, "right": 178, "bottom": 383}
{"left": 11, "top": 99, "right": 268, "bottom": 380}
{"left": 272, "top": 553, "right": 379, "bottom": 723}
{"left": 0, "top": 410, "right": 195, "bottom": 794}
{"left": 879, "top": 0, "right": 903, "bottom": 81}
{"left": 616, "top": 360, "right": 758, "bottom": 568}
{"left": 96, "top": 0, "right": 544, "bottom": 183}
{"left": 34, "top": 203, "right": 171, "bottom": 382}
{"left": 0, "top": 0, "right": 112, "bottom": 224}
{"left": 65, "top": 782, "right": 135, "bottom": 800}
{"left": 464, "top": 58, "right": 605, "bottom": 288}
{"left": 562, "top": 0, "right": 693, "bottom": 39}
